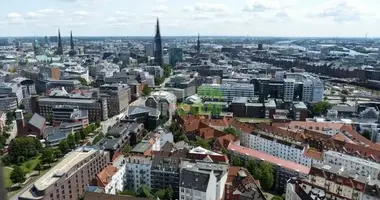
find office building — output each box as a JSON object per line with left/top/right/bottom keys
{"left": 125, "top": 156, "right": 152, "bottom": 192}
{"left": 124, "top": 106, "right": 160, "bottom": 131}
{"left": 286, "top": 163, "right": 380, "bottom": 200}
{"left": 19, "top": 147, "right": 110, "bottom": 200}
{"left": 292, "top": 102, "right": 308, "bottom": 121}
{"left": 169, "top": 47, "right": 183, "bottom": 67}
{"left": 284, "top": 78, "right": 295, "bottom": 102}
{"left": 145, "top": 43, "right": 154, "bottom": 57}
{"left": 143, "top": 66, "right": 164, "bottom": 78}
{"left": 52, "top": 105, "right": 88, "bottom": 127}
{"left": 62, "top": 64, "right": 89, "bottom": 82}
{"left": 145, "top": 91, "right": 177, "bottom": 118}
{"left": 286, "top": 73, "right": 324, "bottom": 103}
{"left": 100, "top": 84, "right": 131, "bottom": 117}
{"left": 198, "top": 83, "right": 254, "bottom": 102}
{"left": 165, "top": 74, "right": 197, "bottom": 101}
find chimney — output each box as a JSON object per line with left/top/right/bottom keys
{"left": 15, "top": 109, "right": 25, "bottom": 136}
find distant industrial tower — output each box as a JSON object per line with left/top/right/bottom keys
{"left": 154, "top": 18, "right": 163, "bottom": 67}
{"left": 197, "top": 33, "right": 200, "bottom": 55}
{"left": 56, "top": 29, "right": 63, "bottom": 55}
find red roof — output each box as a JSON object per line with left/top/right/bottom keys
{"left": 228, "top": 143, "right": 310, "bottom": 175}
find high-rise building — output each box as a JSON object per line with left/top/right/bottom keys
{"left": 99, "top": 84, "right": 131, "bottom": 117}
{"left": 196, "top": 33, "right": 200, "bottom": 55}
{"left": 286, "top": 73, "right": 324, "bottom": 103}
{"left": 70, "top": 30, "right": 74, "bottom": 50}
{"left": 169, "top": 47, "right": 183, "bottom": 67}
{"left": 154, "top": 18, "right": 163, "bottom": 67}
{"left": 56, "top": 29, "right": 63, "bottom": 55}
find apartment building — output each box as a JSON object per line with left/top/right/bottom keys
{"left": 286, "top": 163, "right": 380, "bottom": 200}
{"left": 125, "top": 156, "right": 152, "bottom": 192}
{"left": 95, "top": 156, "right": 126, "bottom": 195}
{"left": 151, "top": 156, "right": 181, "bottom": 199}
{"left": 323, "top": 150, "right": 380, "bottom": 180}
{"left": 179, "top": 160, "right": 228, "bottom": 200}
{"left": 19, "top": 147, "right": 110, "bottom": 200}
{"left": 100, "top": 84, "right": 131, "bottom": 117}
{"left": 286, "top": 73, "right": 324, "bottom": 103}
{"left": 240, "top": 130, "right": 314, "bottom": 167}
{"left": 284, "top": 78, "right": 295, "bottom": 102}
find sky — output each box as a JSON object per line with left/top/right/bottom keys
{"left": 0, "top": 0, "right": 379, "bottom": 37}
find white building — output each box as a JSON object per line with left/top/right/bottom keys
{"left": 286, "top": 73, "right": 324, "bottom": 103}
{"left": 145, "top": 43, "right": 154, "bottom": 57}
{"left": 198, "top": 83, "right": 254, "bottom": 102}
{"left": 145, "top": 91, "right": 177, "bottom": 117}
{"left": 145, "top": 73, "right": 155, "bottom": 87}
{"left": 323, "top": 150, "right": 380, "bottom": 179}
{"left": 179, "top": 160, "right": 228, "bottom": 200}
{"left": 241, "top": 130, "right": 315, "bottom": 167}
{"left": 283, "top": 78, "right": 295, "bottom": 102}
{"left": 125, "top": 156, "right": 152, "bottom": 192}
{"left": 102, "top": 156, "right": 126, "bottom": 194}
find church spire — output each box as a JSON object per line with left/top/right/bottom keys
{"left": 154, "top": 18, "right": 163, "bottom": 67}
{"left": 155, "top": 18, "right": 161, "bottom": 38}
{"left": 57, "top": 28, "right": 63, "bottom": 55}
{"left": 197, "top": 33, "right": 200, "bottom": 54}
{"left": 70, "top": 30, "right": 74, "bottom": 50}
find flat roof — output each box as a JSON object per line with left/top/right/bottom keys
{"left": 228, "top": 143, "right": 310, "bottom": 175}
{"left": 22, "top": 149, "right": 97, "bottom": 197}
{"left": 38, "top": 97, "right": 97, "bottom": 104}
{"left": 131, "top": 141, "right": 151, "bottom": 153}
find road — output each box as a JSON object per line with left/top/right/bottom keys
{"left": 6, "top": 121, "right": 17, "bottom": 144}
{"left": 9, "top": 181, "right": 33, "bottom": 200}
{"left": 100, "top": 97, "right": 146, "bottom": 134}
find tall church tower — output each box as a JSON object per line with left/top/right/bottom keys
{"left": 56, "top": 29, "right": 63, "bottom": 55}
{"left": 154, "top": 18, "right": 163, "bottom": 67}
{"left": 197, "top": 33, "right": 200, "bottom": 55}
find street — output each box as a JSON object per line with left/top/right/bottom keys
{"left": 6, "top": 121, "right": 17, "bottom": 144}
{"left": 9, "top": 182, "right": 33, "bottom": 200}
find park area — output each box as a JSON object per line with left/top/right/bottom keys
{"left": 3, "top": 156, "right": 40, "bottom": 188}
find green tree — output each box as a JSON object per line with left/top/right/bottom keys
{"left": 10, "top": 166, "right": 26, "bottom": 184}
{"left": 311, "top": 101, "right": 332, "bottom": 117}
{"left": 45, "top": 114, "right": 52, "bottom": 123}
{"left": 224, "top": 126, "right": 238, "bottom": 137}
{"left": 58, "top": 139, "right": 70, "bottom": 153}
{"left": 41, "top": 148, "right": 55, "bottom": 167}
{"left": 231, "top": 156, "right": 242, "bottom": 167}
{"left": 221, "top": 148, "right": 228, "bottom": 155}
{"left": 74, "top": 132, "right": 82, "bottom": 144}
{"left": 24, "top": 113, "right": 33, "bottom": 120}
{"left": 18, "top": 104, "right": 25, "bottom": 109}
{"left": 323, "top": 96, "right": 328, "bottom": 101}
{"left": 8, "top": 137, "right": 42, "bottom": 164}
{"left": 155, "top": 77, "right": 165, "bottom": 86}
{"left": 258, "top": 162, "right": 274, "bottom": 190}
{"left": 341, "top": 95, "right": 347, "bottom": 103}
{"left": 362, "top": 130, "right": 372, "bottom": 141}
{"left": 92, "top": 133, "right": 105, "bottom": 145}
{"left": 67, "top": 133, "right": 76, "bottom": 149}
{"left": 95, "top": 120, "right": 101, "bottom": 128}
{"left": 77, "top": 77, "right": 87, "bottom": 85}
{"left": 34, "top": 162, "right": 43, "bottom": 174}
{"left": 154, "top": 189, "right": 166, "bottom": 199}
{"left": 245, "top": 159, "right": 256, "bottom": 174}
{"left": 164, "top": 186, "right": 173, "bottom": 200}
{"left": 163, "top": 64, "right": 172, "bottom": 78}
{"left": 272, "top": 196, "right": 284, "bottom": 200}
{"left": 142, "top": 85, "right": 152, "bottom": 96}
{"left": 137, "top": 185, "right": 153, "bottom": 198}
{"left": 341, "top": 89, "right": 349, "bottom": 95}
{"left": 123, "top": 145, "right": 132, "bottom": 155}
{"left": 118, "top": 189, "right": 137, "bottom": 196}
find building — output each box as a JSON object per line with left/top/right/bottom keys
{"left": 292, "top": 102, "right": 308, "bottom": 121}
{"left": 145, "top": 91, "right": 177, "bottom": 118}
{"left": 169, "top": 47, "right": 183, "bottom": 67}
{"left": 16, "top": 110, "right": 46, "bottom": 138}
{"left": 323, "top": 150, "right": 380, "bottom": 180}
{"left": 52, "top": 105, "right": 88, "bottom": 127}
{"left": 125, "top": 156, "right": 152, "bottom": 192}
{"left": 143, "top": 66, "right": 164, "bottom": 78}
{"left": 198, "top": 83, "right": 255, "bottom": 102}
{"left": 286, "top": 73, "right": 324, "bottom": 103}
{"left": 240, "top": 129, "right": 314, "bottom": 167}
{"left": 286, "top": 163, "right": 380, "bottom": 200}
{"left": 0, "top": 82, "right": 23, "bottom": 104}
{"left": 95, "top": 156, "right": 126, "bottom": 195}
{"left": 38, "top": 94, "right": 108, "bottom": 122}
{"left": 179, "top": 160, "right": 228, "bottom": 200}
{"left": 124, "top": 106, "right": 160, "bottom": 131}
{"left": 0, "top": 95, "right": 17, "bottom": 111}
{"left": 154, "top": 18, "right": 163, "bottom": 67}
{"left": 18, "top": 147, "right": 110, "bottom": 200}
{"left": 145, "top": 43, "right": 154, "bottom": 57}
{"left": 224, "top": 167, "right": 266, "bottom": 200}
{"left": 165, "top": 74, "right": 197, "bottom": 101}
{"left": 228, "top": 143, "right": 310, "bottom": 192}
{"left": 38, "top": 79, "right": 81, "bottom": 93}
{"left": 151, "top": 156, "right": 181, "bottom": 199}
{"left": 100, "top": 84, "right": 131, "bottom": 117}
{"left": 83, "top": 192, "right": 151, "bottom": 200}
{"left": 62, "top": 64, "right": 89, "bottom": 82}
{"left": 284, "top": 78, "right": 295, "bottom": 102}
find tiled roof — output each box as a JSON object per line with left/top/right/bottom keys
{"left": 226, "top": 166, "right": 265, "bottom": 200}
{"left": 96, "top": 165, "right": 118, "bottom": 187}
{"left": 228, "top": 143, "right": 310, "bottom": 175}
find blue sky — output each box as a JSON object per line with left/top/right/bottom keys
{"left": 0, "top": 0, "right": 379, "bottom": 37}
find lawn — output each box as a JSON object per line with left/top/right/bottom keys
{"left": 4, "top": 167, "right": 13, "bottom": 188}
{"left": 19, "top": 156, "right": 41, "bottom": 174}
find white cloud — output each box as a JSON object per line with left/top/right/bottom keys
{"left": 153, "top": 5, "right": 168, "bottom": 13}
{"left": 194, "top": 3, "right": 231, "bottom": 13}
{"left": 73, "top": 11, "right": 91, "bottom": 16}
{"left": 243, "top": 0, "right": 293, "bottom": 12}
{"left": 7, "top": 12, "right": 22, "bottom": 19}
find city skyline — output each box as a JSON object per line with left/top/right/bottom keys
{"left": 0, "top": 0, "right": 380, "bottom": 37}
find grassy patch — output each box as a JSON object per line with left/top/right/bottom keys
{"left": 20, "top": 156, "right": 41, "bottom": 174}
{"left": 4, "top": 167, "right": 13, "bottom": 188}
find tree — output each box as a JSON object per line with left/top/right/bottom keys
{"left": 95, "top": 120, "right": 101, "bottom": 128}
{"left": 18, "top": 104, "right": 25, "bottom": 109}
{"left": 41, "top": 148, "right": 55, "bottom": 167}
{"left": 67, "top": 133, "right": 76, "bottom": 149}
{"left": 45, "top": 114, "right": 52, "bottom": 123}
{"left": 34, "top": 162, "right": 43, "bottom": 174}
{"left": 154, "top": 189, "right": 166, "bottom": 199}
{"left": 155, "top": 77, "right": 165, "bottom": 86}
{"left": 311, "top": 101, "right": 332, "bottom": 117}
{"left": 231, "top": 156, "right": 242, "bottom": 167}
{"left": 164, "top": 186, "right": 173, "bottom": 200}
{"left": 24, "top": 113, "right": 33, "bottom": 120}
{"left": 362, "top": 130, "right": 372, "bottom": 141}
{"left": 137, "top": 185, "right": 153, "bottom": 198}
{"left": 58, "top": 139, "right": 70, "bottom": 153}
{"left": 77, "top": 77, "right": 88, "bottom": 85}
{"left": 92, "top": 133, "right": 105, "bottom": 145}
{"left": 224, "top": 126, "right": 239, "bottom": 138}
{"left": 142, "top": 85, "right": 152, "bottom": 96}
{"left": 163, "top": 64, "right": 172, "bottom": 78}
{"left": 258, "top": 162, "right": 274, "bottom": 190}
{"left": 74, "top": 132, "right": 82, "bottom": 144}
{"left": 323, "top": 96, "right": 328, "bottom": 101}
{"left": 341, "top": 89, "right": 349, "bottom": 95}
{"left": 245, "top": 159, "right": 256, "bottom": 174}
{"left": 8, "top": 137, "right": 42, "bottom": 164}
{"left": 341, "top": 95, "right": 347, "bottom": 103}
{"left": 6, "top": 111, "right": 14, "bottom": 125}
{"left": 272, "top": 196, "right": 284, "bottom": 200}
{"left": 123, "top": 145, "right": 132, "bottom": 155}
{"left": 10, "top": 166, "right": 26, "bottom": 184}
{"left": 118, "top": 189, "right": 137, "bottom": 196}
